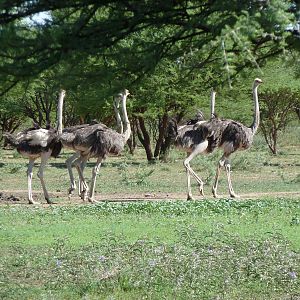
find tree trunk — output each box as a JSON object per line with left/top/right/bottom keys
{"left": 127, "top": 120, "right": 137, "bottom": 155}
{"left": 136, "top": 116, "right": 154, "bottom": 161}
{"left": 159, "top": 112, "right": 185, "bottom": 161}
{"left": 295, "top": 107, "right": 300, "bottom": 120}
{"left": 260, "top": 124, "right": 277, "bottom": 155}
{"left": 154, "top": 113, "right": 168, "bottom": 159}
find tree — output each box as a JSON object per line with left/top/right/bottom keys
{"left": 131, "top": 58, "right": 211, "bottom": 161}
{"left": 259, "top": 89, "right": 299, "bottom": 154}
{"left": 255, "top": 58, "right": 300, "bottom": 154}
{"left": 1, "top": 1, "right": 299, "bottom": 158}
{"left": 0, "top": 0, "right": 296, "bottom": 96}
{"left": 0, "top": 98, "right": 23, "bottom": 145}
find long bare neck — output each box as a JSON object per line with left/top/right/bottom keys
{"left": 121, "top": 93, "right": 131, "bottom": 142}
{"left": 113, "top": 97, "right": 123, "bottom": 134}
{"left": 250, "top": 84, "right": 260, "bottom": 135}
{"left": 57, "top": 91, "right": 65, "bottom": 135}
{"left": 210, "top": 89, "right": 216, "bottom": 119}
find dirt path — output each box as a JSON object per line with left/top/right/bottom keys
{"left": 0, "top": 190, "right": 299, "bottom": 205}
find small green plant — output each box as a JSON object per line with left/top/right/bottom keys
{"left": 10, "top": 165, "right": 23, "bottom": 174}
{"left": 292, "top": 173, "right": 300, "bottom": 183}
{"left": 118, "top": 162, "right": 155, "bottom": 186}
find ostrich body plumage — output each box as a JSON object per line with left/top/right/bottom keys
{"left": 3, "top": 90, "right": 66, "bottom": 204}
{"left": 5, "top": 128, "right": 62, "bottom": 159}
{"left": 170, "top": 80, "right": 262, "bottom": 200}
{"left": 60, "top": 89, "right": 131, "bottom": 202}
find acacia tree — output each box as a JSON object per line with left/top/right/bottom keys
{"left": 131, "top": 58, "right": 211, "bottom": 161}
{"left": 252, "top": 58, "right": 300, "bottom": 154}
{"left": 259, "top": 89, "right": 300, "bottom": 154}
{"left": 0, "top": 0, "right": 296, "bottom": 95}
{"left": 1, "top": 1, "right": 299, "bottom": 157}
{"left": 0, "top": 97, "right": 23, "bottom": 145}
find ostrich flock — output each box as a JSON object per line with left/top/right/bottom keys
{"left": 4, "top": 79, "right": 262, "bottom": 204}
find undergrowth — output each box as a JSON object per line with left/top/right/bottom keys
{"left": 0, "top": 228, "right": 299, "bottom": 299}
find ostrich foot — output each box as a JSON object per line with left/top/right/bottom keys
{"left": 46, "top": 198, "right": 55, "bottom": 204}
{"left": 88, "top": 197, "right": 99, "bottom": 204}
{"left": 198, "top": 185, "right": 205, "bottom": 197}
{"left": 229, "top": 192, "right": 240, "bottom": 199}
{"left": 28, "top": 199, "right": 40, "bottom": 205}
{"left": 187, "top": 195, "right": 195, "bottom": 201}
{"left": 212, "top": 187, "right": 219, "bottom": 198}
{"left": 212, "top": 192, "right": 220, "bottom": 198}
{"left": 80, "top": 189, "right": 89, "bottom": 201}
{"left": 68, "top": 187, "right": 76, "bottom": 199}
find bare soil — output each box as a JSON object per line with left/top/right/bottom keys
{"left": 0, "top": 190, "right": 299, "bottom": 206}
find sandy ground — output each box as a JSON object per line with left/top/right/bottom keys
{"left": 0, "top": 189, "right": 299, "bottom": 206}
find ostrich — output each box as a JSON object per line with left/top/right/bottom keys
{"left": 3, "top": 90, "right": 66, "bottom": 204}
{"left": 61, "top": 91, "right": 125, "bottom": 198}
{"left": 60, "top": 89, "right": 131, "bottom": 202}
{"left": 211, "top": 78, "right": 263, "bottom": 198}
{"left": 179, "top": 78, "right": 263, "bottom": 199}
{"left": 173, "top": 89, "right": 216, "bottom": 200}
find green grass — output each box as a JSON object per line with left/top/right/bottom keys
{"left": 0, "top": 199, "right": 299, "bottom": 299}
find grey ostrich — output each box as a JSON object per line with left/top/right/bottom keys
{"left": 4, "top": 90, "right": 66, "bottom": 204}
{"left": 60, "top": 89, "right": 131, "bottom": 202}
{"left": 172, "top": 78, "right": 262, "bottom": 200}
{"left": 61, "top": 91, "right": 125, "bottom": 198}
{"left": 172, "top": 89, "right": 216, "bottom": 200}
{"left": 211, "top": 78, "right": 263, "bottom": 198}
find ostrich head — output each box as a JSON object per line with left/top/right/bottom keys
{"left": 114, "top": 89, "right": 130, "bottom": 103}
{"left": 123, "top": 89, "right": 130, "bottom": 97}
{"left": 253, "top": 78, "right": 263, "bottom": 86}
{"left": 60, "top": 89, "right": 66, "bottom": 97}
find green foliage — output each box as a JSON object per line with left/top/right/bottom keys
{"left": 0, "top": 199, "right": 299, "bottom": 299}
{"left": 117, "top": 161, "right": 155, "bottom": 186}
{"left": 0, "top": 0, "right": 296, "bottom": 91}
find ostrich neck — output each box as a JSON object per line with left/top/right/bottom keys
{"left": 121, "top": 95, "right": 131, "bottom": 142}
{"left": 57, "top": 92, "right": 64, "bottom": 135}
{"left": 210, "top": 91, "right": 216, "bottom": 118}
{"left": 250, "top": 85, "right": 260, "bottom": 135}
{"left": 113, "top": 99, "right": 123, "bottom": 134}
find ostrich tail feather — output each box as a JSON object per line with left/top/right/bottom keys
{"left": 3, "top": 133, "right": 19, "bottom": 148}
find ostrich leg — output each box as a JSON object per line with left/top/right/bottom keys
{"left": 73, "top": 156, "right": 89, "bottom": 201}
{"left": 88, "top": 156, "right": 104, "bottom": 203}
{"left": 66, "top": 152, "right": 80, "bottom": 198}
{"left": 183, "top": 141, "right": 208, "bottom": 200}
{"left": 186, "top": 167, "right": 193, "bottom": 200}
{"left": 27, "top": 158, "right": 38, "bottom": 204}
{"left": 212, "top": 155, "right": 225, "bottom": 198}
{"left": 78, "top": 156, "right": 88, "bottom": 197}
{"left": 37, "top": 151, "right": 53, "bottom": 204}
{"left": 224, "top": 159, "right": 240, "bottom": 198}
{"left": 212, "top": 154, "right": 240, "bottom": 198}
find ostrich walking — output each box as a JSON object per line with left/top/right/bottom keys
{"left": 177, "top": 78, "right": 262, "bottom": 199}
{"left": 172, "top": 78, "right": 262, "bottom": 200}
{"left": 60, "top": 89, "right": 131, "bottom": 202}
{"left": 61, "top": 91, "right": 125, "bottom": 198}
{"left": 171, "top": 89, "right": 216, "bottom": 200}
{"left": 211, "top": 78, "right": 263, "bottom": 198}
{"left": 4, "top": 90, "right": 66, "bottom": 204}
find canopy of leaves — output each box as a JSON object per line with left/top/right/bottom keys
{"left": 0, "top": 0, "right": 296, "bottom": 96}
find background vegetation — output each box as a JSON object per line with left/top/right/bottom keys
{"left": 0, "top": 1, "right": 299, "bottom": 299}
{"left": 0, "top": 0, "right": 299, "bottom": 159}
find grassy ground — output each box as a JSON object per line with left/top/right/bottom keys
{"left": 0, "top": 131, "right": 299, "bottom": 200}
{"left": 0, "top": 130, "right": 299, "bottom": 299}
{"left": 0, "top": 200, "right": 299, "bottom": 299}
